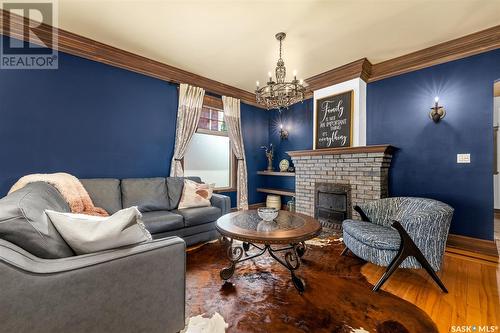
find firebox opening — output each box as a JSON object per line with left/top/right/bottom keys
{"left": 314, "top": 183, "right": 351, "bottom": 230}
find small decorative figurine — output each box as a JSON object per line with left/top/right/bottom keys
{"left": 260, "top": 144, "right": 274, "bottom": 171}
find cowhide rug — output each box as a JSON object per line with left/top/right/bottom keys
{"left": 186, "top": 234, "right": 438, "bottom": 333}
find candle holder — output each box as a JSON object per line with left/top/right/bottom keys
{"left": 429, "top": 96, "right": 446, "bottom": 122}
{"left": 279, "top": 124, "right": 289, "bottom": 140}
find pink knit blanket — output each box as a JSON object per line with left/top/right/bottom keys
{"left": 9, "top": 173, "right": 109, "bottom": 216}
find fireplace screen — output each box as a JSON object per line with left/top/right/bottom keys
{"left": 314, "top": 183, "right": 351, "bottom": 229}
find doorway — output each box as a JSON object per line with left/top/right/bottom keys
{"left": 493, "top": 80, "right": 500, "bottom": 248}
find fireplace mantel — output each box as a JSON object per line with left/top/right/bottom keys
{"left": 287, "top": 145, "right": 395, "bottom": 157}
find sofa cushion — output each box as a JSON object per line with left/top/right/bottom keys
{"left": 342, "top": 219, "right": 400, "bottom": 251}
{"left": 173, "top": 206, "right": 221, "bottom": 227}
{"left": 80, "top": 178, "right": 122, "bottom": 214}
{"left": 0, "top": 182, "right": 75, "bottom": 258}
{"left": 152, "top": 220, "right": 217, "bottom": 239}
{"left": 166, "top": 177, "right": 202, "bottom": 209}
{"left": 121, "top": 178, "right": 170, "bottom": 212}
{"left": 141, "top": 211, "right": 184, "bottom": 234}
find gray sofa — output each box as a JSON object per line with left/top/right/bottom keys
{"left": 80, "top": 176, "right": 231, "bottom": 246}
{"left": 0, "top": 177, "right": 231, "bottom": 333}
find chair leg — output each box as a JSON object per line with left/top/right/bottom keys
{"left": 340, "top": 247, "right": 350, "bottom": 256}
{"left": 390, "top": 221, "right": 448, "bottom": 293}
{"left": 373, "top": 241, "right": 406, "bottom": 291}
{"left": 420, "top": 259, "right": 448, "bottom": 293}
{"left": 407, "top": 235, "right": 448, "bottom": 293}
{"left": 354, "top": 205, "right": 371, "bottom": 222}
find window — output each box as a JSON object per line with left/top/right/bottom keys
{"left": 198, "top": 107, "right": 226, "bottom": 132}
{"left": 184, "top": 97, "right": 235, "bottom": 191}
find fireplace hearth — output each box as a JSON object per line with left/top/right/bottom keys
{"left": 315, "top": 183, "right": 351, "bottom": 230}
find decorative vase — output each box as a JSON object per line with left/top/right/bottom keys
{"left": 266, "top": 195, "right": 281, "bottom": 210}
{"left": 267, "top": 157, "right": 273, "bottom": 171}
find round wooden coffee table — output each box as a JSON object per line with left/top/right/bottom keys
{"left": 216, "top": 210, "right": 322, "bottom": 292}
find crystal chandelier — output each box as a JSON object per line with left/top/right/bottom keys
{"left": 255, "top": 32, "right": 306, "bottom": 110}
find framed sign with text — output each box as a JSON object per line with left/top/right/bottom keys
{"left": 314, "top": 90, "right": 354, "bottom": 149}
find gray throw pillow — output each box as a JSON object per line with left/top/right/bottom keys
{"left": 0, "top": 182, "right": 75, "bottom": 258}
{"left": 121, "top": 178, "right": 170, "bottom": 212}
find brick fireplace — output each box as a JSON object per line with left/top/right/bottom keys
{"left": 288, "top": 145, "right": 394, "bottom": 225}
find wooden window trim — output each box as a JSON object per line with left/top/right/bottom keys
{"left": 203, "top": 95, "right": 224, "bottom": 110}
{"left": 196, "top": 128, "right": 227, "bottom": 137}
{"left": 214, "top": 150, "right": 237, "bottom": 193}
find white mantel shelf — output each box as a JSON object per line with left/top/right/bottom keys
{"left": 287, "top": 145, "right": 395, "bottom": 157}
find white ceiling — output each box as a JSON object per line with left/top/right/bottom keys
{"left": 55, "top": 0, "right": 500, "bottom": 92}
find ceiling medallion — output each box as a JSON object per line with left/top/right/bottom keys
{"left": 255, "top": 32, "right": 306, "bottom": 111}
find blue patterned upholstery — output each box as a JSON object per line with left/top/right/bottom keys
{"left": 342, "top": 197, "right": 454, "bottom": 271}
{"left": 343, "top": 221, "right": 400, "bottom": 250}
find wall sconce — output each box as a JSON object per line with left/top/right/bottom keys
{"left": 429, "top": 96, "right": 446, "bottom": 122}
{"left": 279, "top": 123, "right": 289, "bottom": 140}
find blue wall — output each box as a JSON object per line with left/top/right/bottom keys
{"left": 0, "top": 36, "right": 268, "bottom": 207}
{"left": 368, "top": 49, "right": 500, "bottom": 240}
{"left": 268, "top": 98, "right": 314, "bottom": 165}
{"left": 263, "top": 99, "right": 314, "bottom": 204}
{"left": 241, "top": 103, "right": 269, "bottom": 206}
{"left": 0, "top": 44, "right": 178, "bottom": 194}
{"left": 266, "top": 50, "right": 499, "bottom": 240}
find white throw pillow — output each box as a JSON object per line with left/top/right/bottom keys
{"left": 45, "top": 207, "right": 152, "bottom": 255}
{"left": 178, "top": 179, "right": 215, "bottom": 210}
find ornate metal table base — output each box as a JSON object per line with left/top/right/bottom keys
{"left": 219, "top": 237, "right": 308, "bottom": 293}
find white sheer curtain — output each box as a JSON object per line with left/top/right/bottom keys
{"left": 222, "top": 96, "right": 248, "bottom": 210}
{"left": 170, "top": 84, "right": 205, "bottom": 177}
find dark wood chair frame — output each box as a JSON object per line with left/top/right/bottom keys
{"left": 341, "top": 206, "right": 448, "bottom": 293}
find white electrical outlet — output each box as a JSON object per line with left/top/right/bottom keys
{"left": 457, "top": 154, "right": 471, "bottom": 164}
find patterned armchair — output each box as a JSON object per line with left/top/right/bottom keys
{"left": 342, "top": 197, "right": 454, "bottom": 292}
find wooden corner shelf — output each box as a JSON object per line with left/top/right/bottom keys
{"left": 257, "top": 188, "right": 295, "bottom": 197}
{"left": 257, "top": 171, "right": 296, "bottom": 177}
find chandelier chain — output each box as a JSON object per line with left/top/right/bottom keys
{"left": 279, "top": 38, "right": 282, "bottom": 59}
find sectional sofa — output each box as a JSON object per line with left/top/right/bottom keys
{"left": 0, "top": 177, "right": 231, "bottom": 333}
{"left": 81, "top": 176, "right": 231, "bottom": 246}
